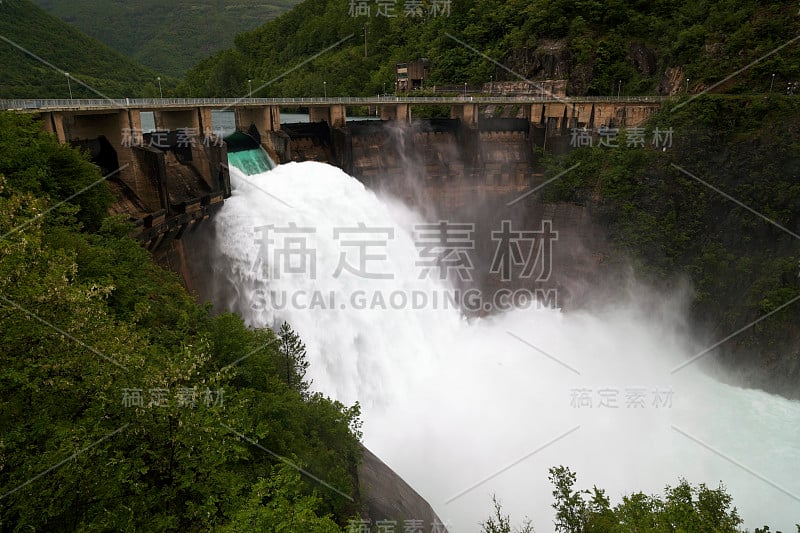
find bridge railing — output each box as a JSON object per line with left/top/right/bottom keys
{"left": 0, "top": 95, "right": 669, "bottom": 111}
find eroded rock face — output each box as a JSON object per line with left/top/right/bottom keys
{"left": 499, "top": 40, "right": 664, "bottom": 96}
{"left": 628, "top": 42, "right": 658, "bottom": 76}
{"left": 657, "top": 65, "right": 686, "bottom": 95}
{"left": 568, "top": 62, "right": 594, "bottom": 96}
{"left": 358, "top": 447, "right": 448, "bottom": 532}
{"left": 502, "top": 39, "right": 574, "bottom": 81}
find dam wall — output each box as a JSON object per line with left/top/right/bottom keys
{"left": 269, "top": 116, "right": 611, "bottom": 310}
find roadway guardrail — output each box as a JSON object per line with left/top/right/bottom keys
{"left": 0, "top": 95, "right": 670, "bottom": 111}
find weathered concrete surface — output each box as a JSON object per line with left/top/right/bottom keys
{"left": 234, "top": 105, "right": 282, "bottom": 159}
{"left": 309, "top": 104, "right": 347, "bottom": 128}
{"left": 273, "top": 117, "right": 612, "bottom": 310}
{"left": 380, "top": 103, "right": 412, "bottom": 123}
{"left": 43, "top": 109, "right": 149, "bottom": 204}
{"left": 39, "top": 109, "right": 229, "bottom": 253}
{"left": 529, "top": 101, "right": 661, "bottom": 129}
{"left": 279, "top": 122, "right": 335, "bottom": 163}
{"left": 450, "top": 103, "right": 479, "bottom": 127}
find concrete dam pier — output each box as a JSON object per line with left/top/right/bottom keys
{"left": 39, "top": 105, "right": 230, "bottom": 251}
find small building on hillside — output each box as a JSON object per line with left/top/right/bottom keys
{"left": 396, "top": 59, "right": 430, "bottom": 93}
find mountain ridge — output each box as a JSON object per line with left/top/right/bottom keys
{"left": 31, "top": 0, "right": 303, "bottom": 76}
{"left": 0, "top": 0, "right": 161, "bottom": 98}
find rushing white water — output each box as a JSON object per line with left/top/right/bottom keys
{"left": 212, "top": 160, "right": 800, "bottom": 532}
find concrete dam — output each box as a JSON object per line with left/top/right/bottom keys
{"left": 2, "top": 96, "right": 664, "bottom": 306}
{"left": 2, "top": 96, "right": 666, "bottom": 531}
{"left": 7, "top": 98, "right": 800, "bottom": 532}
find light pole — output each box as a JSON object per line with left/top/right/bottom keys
{"left": 490, "top": 74, "right": 493, "bottom": 95}
{"left": 324, "top": 81, "right": 327, "bottom": 98}
{"left": 383, "top": 82, "right": 386, "bottom": 95}
{"left": 685, "top": 78, "right": 690, "bottom": 94}
{"left": 464, "top": 82, "right": 467, "bottom": 97}
{"left": 65, "top": 72, "right": 73, "bottom": 99}
{"left": 157, "top": 76, "right": 163, "bottom": 98}
{"left": 541, "top": 82, "right": 544, "bottom": 99}
{"left": 617, "top": 80, "right": 621, "bottom": 99}
{"left": 248, "top": 79, "right": 252, "bottom": 98}
{"left": 770, "top": 73, "right": 775, "bottom": 93}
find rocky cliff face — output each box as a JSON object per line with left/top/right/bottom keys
{"left": 358, "top": 448, "right": 448, "bottom": 532}
{"left": 628, "top": 42, "right": 658, "bottom": 77}
{"left": 657, "top": 65, "right": 687, "bottom": 95}
{"left": 502, "top": 39, "right": 574, "bottom": 81}
{"left": 499, "top": 39, "right": 662, "bottom": 96}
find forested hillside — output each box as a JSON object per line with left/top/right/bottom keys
{"left": 32, "top": 0, "right": 302, "bottom": 76}
{"left": 0, "top": 0, "right": 162, "bottom": 98}
{"left": 0, "top": 111, "right": 362, "bottom": 530}
{"left": 181, "top": 0, "right": 800, "bottom": 97}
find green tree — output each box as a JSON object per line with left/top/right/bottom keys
{"left": 278, "top": 321, "right": 311, "bottom": 397}
{"left": 541, "top": 466, "right": 745, "bottom": 532}
{"left": 222, "top": 464, "right": 342, "bottom": 533}
{"left": 549, "top": 466, "right": 587, "bottom": 533}
{"left": 481, "top": 494, "right": 534, "bottom": 533}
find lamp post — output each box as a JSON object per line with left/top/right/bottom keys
{"left": 157, "top": 76, "right": 163, "bottom": 98}
{"left": 685, "top": 78, "right": 690, "bottom": 94}
{"left": 65, "top": 72, "right": 73, "bottom": 99}
{"left": 541, "top": 82, "right": 544, "bottom": 99}
{"left": 464, "top": 82, "right": 467, "bottom": 97}
{"left": 248, "top": 79, "right": 252, "bottom": 98}
{"left": 490, "top": 74, "right": 493, "bottom": 95}
{"left": 770, "top": 73, "right": 775, "bottom": 94}
{"left": 324, "top": 81, "right": 327, "bottom": 98}
{"left": 617, "top": 80, "right": 621, "bottom": 99}
{"left": 383, "top": 82, "right": 386, "bottom": 95}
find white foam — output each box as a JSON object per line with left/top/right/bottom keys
{"left": 212, "top": 160, "right": 800, "bottom": 532}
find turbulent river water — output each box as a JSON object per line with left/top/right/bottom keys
{"left": 210, "top": 159, "right": 800, "bottom": 532}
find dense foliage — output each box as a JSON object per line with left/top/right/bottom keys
{"left": 548, "top": 465, "right": 742, "bottom": 533}
{"left": 181, "top": 0, "right": 800, "bottom": 98}
{"left": 0, "top": 112, "right": 362, "bottom": 530}
{"left": 31, "top": 0, "right": 302, "bottom": 77}
{"left": 484, "top": 466, "right": 799, "bottom": 532}
{"left": 537, "top": 95, "right": 800, "bottom": 397}
{"left": 0, "top": 0, "right": 166, "bottom": 98}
